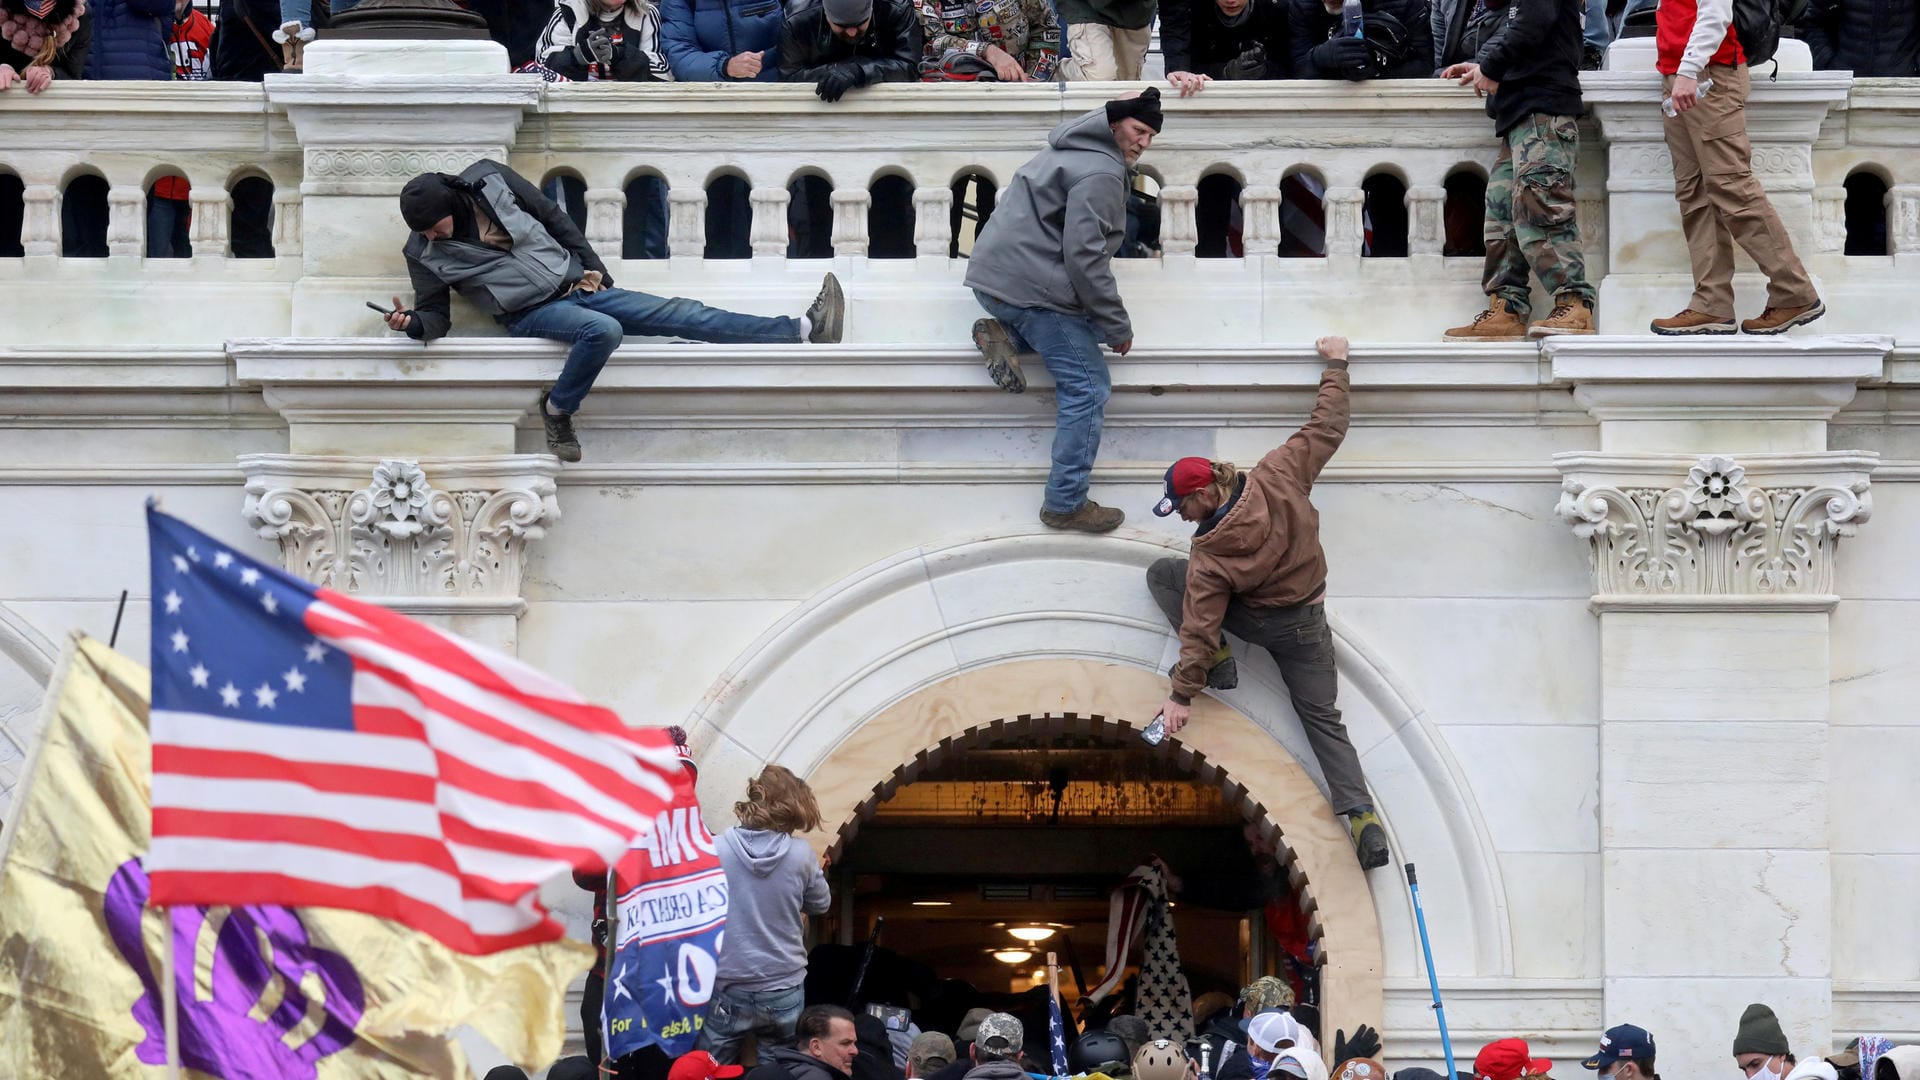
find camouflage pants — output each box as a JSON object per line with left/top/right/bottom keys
{"left": 1483, "top": 113, "right": 1595, "bottom": 315}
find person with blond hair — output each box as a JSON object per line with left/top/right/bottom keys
{"left": 700, "top": 765, "right": 833, "bottom": 1064}
{"left": 1142, "top": 336, "right": 1387, "bottom": 872}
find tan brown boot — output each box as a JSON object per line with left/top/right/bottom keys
{"left": 1741, "top": 299, "right": 1826, "bottom": 335}
{"left": 1650, "top": 308, "right": 1736, "bottom": 335}
{"left": 1443, "top": 297, "right": 1529, "bottom": 342}
{"left": 1528, "top": 294, "right": 1595, "bottom": 338}
{"left": 1040, "top": 501, "right": 1124, "bottom": 534}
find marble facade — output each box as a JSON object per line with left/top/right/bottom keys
{"left": 2, "top": 35, "right": 1919, "bottom": 1080}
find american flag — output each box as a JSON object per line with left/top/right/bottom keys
{"left": 143, "top": 506, "right": 682, "bottom": 954}
{"left": 1049, "top": 989, "right": 1070, "bottom": 1077}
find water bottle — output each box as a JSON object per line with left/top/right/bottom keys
{"left": 1140, "top": 712, "right": 1168, "bottom": 746}
{"left": 1341, "top": 0, "right": 1365, "bottom": 37}
{"left": 1198, "top": 1042, "right": 1215, "bottom": 1080}
{"left": 1661, "top": 77, "right": 1714, "bottom": 118}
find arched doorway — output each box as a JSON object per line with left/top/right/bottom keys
{"left": 809, "top": 707, "right": 1341, "bottom": 1043}
{"left": 792, "top": 659, "right": 1382, "bottom": 1040}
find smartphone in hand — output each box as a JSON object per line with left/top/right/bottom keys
{"left": 366, "top": 300, "right": 396, "bottom": 316}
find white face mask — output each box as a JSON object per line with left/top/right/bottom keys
{"left": 1753, "top": 1060, "right": 1785, "bottom": 1080}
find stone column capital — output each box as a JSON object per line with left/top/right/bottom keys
{"left": 1554, "top": 451, "right": 1876, "bottom": 611}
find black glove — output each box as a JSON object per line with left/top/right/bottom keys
{"left": 1222, "top": 44, "right": 1267, "bottom": 78}
{"left": 815, "top": 66, "right": 862, "bottom": 101}
{"left": 1334, "top": 1025, "right": 1382, "bottom": 1064}
{"left": 1309, "top": 33, "right": 1373, "bottom": 79}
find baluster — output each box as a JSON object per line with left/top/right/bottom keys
{"left": 1406, "top": 185, "right": 1446, "bottom": 257}
{"left": 831, "top": 189, "right": 871, "bottom": 257}
{"left": 108, "top": 184, "right": 144, "bottom": 258}
{"left": 750, "top": 186, "right": 790, "bottom": 258}
{"left": 1811, "top": 185, "right": 1847, "bottom": 255}
{"left": 189, "top": 187, "right": 231, "bottom": 255}
{"left": 584, "top": 187, "right": 625, "bottom": 250}
{"left": 668, "top": 188, "right": 707, "bottom": 259}
{"left": 1241, "top": 186, "right": 1282, "bottom": 255}
{"left": 273, "top": 188, "right": 302, "bottom": 256}
{"left": 1889, "top": 184, "right": 1920, "bottom": 255}
{"left": 913, "top": 186, "right": 953, "bottom": 258}
{"left": 1160, "top": 185, "right": 1199, "bottom": 256}
{"left": 21, "top": 184, "right": 58, "bottom": 257}
{"left": 1324, "top": 187, "right": 1365, "bottom": 258}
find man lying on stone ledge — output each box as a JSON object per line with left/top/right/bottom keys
{"left": 383, "top": 159, "right": 846, "bottom": 463}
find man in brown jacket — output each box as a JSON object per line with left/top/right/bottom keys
{"left": 1143, "top": 335, "right": 1388, "bottom": 870}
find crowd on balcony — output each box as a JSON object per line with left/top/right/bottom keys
{"left": 1, "top": 0, "right": 1913, "bottom": 97}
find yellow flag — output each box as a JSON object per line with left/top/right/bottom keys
{"left": 0, "top": 635, "right": 593, "bottom": 1078}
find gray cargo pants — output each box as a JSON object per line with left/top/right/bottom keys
{"left": 1147, "top": 557, "right": 1372, "bottom": 814}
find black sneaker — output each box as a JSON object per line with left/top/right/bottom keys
{"left": 806, "top": 273, "right": 844, "bottom": 344}
{"left": 1581, "top": 44, "right": 1605, "bottom": 70}
{"left": 973, "top": 317, "right": 1026, "bottom": 393}
{"left": 1206, "top": 656, "right": 1239, "bottom": 691}
{"left": 538, "top": 391, "right": 582, "bottom": 463}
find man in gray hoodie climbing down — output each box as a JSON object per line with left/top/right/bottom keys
{"left": 699, "top": 764, "right": 834, "bottom": 1064}
{"left": 967, "top": 88, "right": 1165, "bottom": 535}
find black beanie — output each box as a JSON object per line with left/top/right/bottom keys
{"left": 399, "top": 173, "right": 462, "bottom": 231}
{"left": 1105, "top": 86, "right": 1164, "bottom": 133}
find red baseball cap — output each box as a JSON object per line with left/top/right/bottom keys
{"left": 1476, "top": 1040, "right": 1553, "bottom": 1080}
{"left": 670, "top": 1051, "right": 746, "bottom": 1080}
{"left": 1154, "top": 457, "right": 1215, "bottom": 516}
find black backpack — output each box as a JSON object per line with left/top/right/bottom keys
{"left": 1731, "top": 0, "right": 1788, "bottom": 67}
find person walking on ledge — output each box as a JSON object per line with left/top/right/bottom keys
{"left": 385, "top": 159, "right": 845, "bottom": 463}
{"left": 1647, "top": 0, "right": 1823, "bottom": 336}
{"left": 1142, "top": 336, "right": 1389, "bottom": 870}
{"left": 967, "top": 88, "right": 1164, "bottom": 535}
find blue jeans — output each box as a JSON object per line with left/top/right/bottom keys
{"left": 508, "top": 287, "right": 802, "bottom": 413}
{"left": 973, "top": 290, "right": 1112, "bottom": 515}
{"left": 279, "top": 0, "right": 358, "bottom": 25}
{"left": 147, "top": 195, "right": 190, "bottom": 259}
{"left": 1583, "top": 0, "right": 1610, "bottom": 49}
{"left": 695, "top": 983, "right": 805, "bottom": 1066}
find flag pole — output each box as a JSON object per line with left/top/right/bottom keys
{"left": 160, "top": 906, "right": 183, "bottom": 1080}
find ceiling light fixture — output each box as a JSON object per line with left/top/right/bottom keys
{"left": 1008, "top": 926, "right": 1057, "bottom": 943}
{"left": 911, "top": 900, "right": 952, "bottom": 907}
{"left": 991, "top": 949, "right": 1034, "bottom": 965}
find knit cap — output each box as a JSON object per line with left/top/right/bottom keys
{"left": 1732, "top": 1004, "right": 1790, "bottom": 1057}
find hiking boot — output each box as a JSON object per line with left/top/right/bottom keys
{"left": 1206, "top": 655, "right": 1239, "bottom": 691}
{"left": 1442, "top": 297, "right": 1529, "bottom": 342}
{"left": 1347, "top": 809, "right": 1390, "bottom": 870}
{"left": 805, "top": 273, "right": 844, "bottom": 344}
{"left": 1650, "top": 307, "right": 1736, "bottom": 335}
{"left": 1741, "top": 299, "right": 1826, "bottom": 335}
{"left": 537, "top": 392, "right": 582, "bottom": 463}
{"left": 973, "top": 317, "right": 1027, "bottom": 393}
{"left": 1527, "top": 295, "right": 1595, "bottom": 338}
{"left": 1040, "top": 501, "right": 1124, "bottom": 533}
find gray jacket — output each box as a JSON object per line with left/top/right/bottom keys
{"left": 714, "top": 827, "right": 832, "bottom": 991}
{"left": 964, "top": 109, "right": 1133, "bottom": 346}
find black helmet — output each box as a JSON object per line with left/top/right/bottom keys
{"left": 1072, "top": 1031, "right": 1133, "bottom": 1075}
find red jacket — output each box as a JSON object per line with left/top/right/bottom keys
{"left": 167, "top": 5, "right": 214, "bottom": 80}
{"left": 1656, "top": 0, "right": 1744, "bottom": 75}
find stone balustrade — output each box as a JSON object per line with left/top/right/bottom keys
{"left": 3, "top": 38, "right": 1920, "bottom": 343}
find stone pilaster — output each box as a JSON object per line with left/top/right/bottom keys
{"left": 1547, "top": 336, "right": 1888, "bottom": 1080}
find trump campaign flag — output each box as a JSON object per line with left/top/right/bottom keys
{"left": 0, "top": 635, "right": 594, "bottom": 1078}
{"left": 143, "top": 506, "right": 683, "bottom": 954}
{"left": 602, "top": 758, "right": 728, "bottom": 1060}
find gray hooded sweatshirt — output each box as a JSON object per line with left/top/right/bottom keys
{"left": 964, "top": 108, "right": 1133, "bottom": 346}
{"left": 716, "top": 827, "right": 832, "bottom": 991}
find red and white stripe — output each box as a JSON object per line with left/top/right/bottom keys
{"left": 148, "top": 588, "right": 683, "bottom": 955}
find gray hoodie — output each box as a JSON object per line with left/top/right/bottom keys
{"left": 964, "top": 108, "right": 1133, "bottom": 346}
{"left": 716, "top": 827, "right": 832, "bottom": 991}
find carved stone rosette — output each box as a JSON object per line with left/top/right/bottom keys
{"left": 1555, "top": 453, "right": 1874, "bottom": 603}
{"left": 239, "top": 454, "right": 560, "bottom": 602}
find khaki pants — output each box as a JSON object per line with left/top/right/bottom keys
{"left": 1061, "top": 23, "right": 1151, "bottom": 80}
{"left": 1662, "top": 62, "right": 1818, "bottom": 318}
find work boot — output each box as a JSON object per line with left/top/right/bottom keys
{"left": 806, "top": 273, "right": 844, "bottom": 344}
{"left": 1040, "top": 501, "right": 1124, "bottom": 533}
{"left": 1649, "top": 307, "right": 1736, "bottom": 335}
{"left": 538, "top": 392, "right": 582, "bottom": 463}
{"left": 973, "top": 317, "right": 1027, "bottom": 394}
{"left": 1527, "top": 294, "right": 1595, "bottom": 338}
{"left": 1442, "top": 297, "right": 1529, "bottom": 342}
{"left": 1741, "top": 299, "right": 1826, "bottom": 335}
{"left": 1347, "top": 809, "right": 1390, "bottom": 870}
{"left": 1206, "top": 644, "right": 1238, "bottom": 690}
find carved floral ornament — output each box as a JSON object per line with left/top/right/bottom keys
{"left": 1555, "top": 455, "right": 1872, "bottom": 599}
{"left": 241, "top": 457, "right": 559, "bottom": 599}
